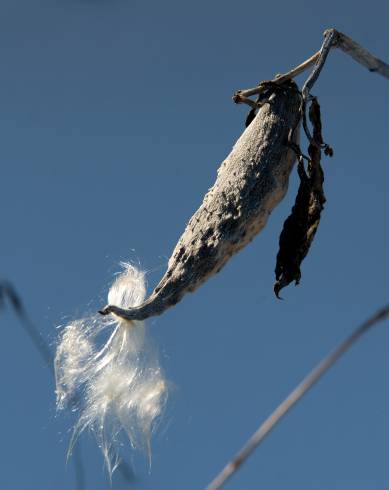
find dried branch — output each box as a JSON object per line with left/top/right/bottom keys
{"left": 206, "top": 304, "right": 389, "bottom": 490}
{"left": 301, "top": 29, "right": 337, "bottom": 100}
{"left": 335, "top": 30, "right": 389, "bottom": 78}
{"left": 272, "top": 50, "right": 321, "bottom": 85}
{"left": 233, "top": 28, "right": 389, "bottom": 103}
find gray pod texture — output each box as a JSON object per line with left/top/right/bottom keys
{"left": 103, "top": 80, "right": 301, "bottom": 321}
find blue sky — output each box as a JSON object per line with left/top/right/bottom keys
{"left": 0, "top": 1, "right": 388, "bottom": 489}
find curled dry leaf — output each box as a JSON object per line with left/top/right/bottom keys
{"left": 274, "top": 97, "right": 331, "bottom": 298}
{"left": 245, "top": 108, "right": 257, "bottom": 128}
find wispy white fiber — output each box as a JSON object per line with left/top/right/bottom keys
{"left": 55, "top": 263, "right": 168, "bottom": 476}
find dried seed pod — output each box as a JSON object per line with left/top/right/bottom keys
{"left": 101, "top": 80, "right": 302, "bottom": 321}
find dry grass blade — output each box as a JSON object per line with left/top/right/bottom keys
{"left": 0, "top": 281, "right": 135, "bottom": 488}
{"left": 0, "top": 280, "right": 53, "bottom": 368}
{"left": 206, "top": 304, "right": 389, "bottom": 490}
{"left": 0, "top": 281, "right": 86, "bottom": 489}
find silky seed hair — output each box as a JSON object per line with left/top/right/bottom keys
{"left": 55, "top": 263, "right": 169, "bottom": 476}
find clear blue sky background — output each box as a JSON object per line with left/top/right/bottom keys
{"left": 0, "top": 1, "right": 388, "bottom": 489}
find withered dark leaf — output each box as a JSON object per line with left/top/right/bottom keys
{"left": 245, "top": 108, "right": 257, "bottom": 127}
{"left": 274, "top": 97, "right": 327, "bottom": 298}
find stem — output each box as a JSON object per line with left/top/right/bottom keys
{"left": 335, "top": 30, "right": 389, "bottom": 79}
{"left": 301, "top": 29, "right": 337, "bottom": 99}
{"left": 274, "top": 51, "right": 321, "bottom": 84}
{"left": 234, "top": 28, "right": 389, "bottom": 102}
{"left": 206, "top": 304, "right": 389, "bottom": 490}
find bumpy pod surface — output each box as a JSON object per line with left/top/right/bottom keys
{"left": 104, "top": 81, "right": 301, "bottom": 321}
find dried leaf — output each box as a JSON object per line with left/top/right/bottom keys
{"left": 245, "top": 108, "right": 257, "bottom": 127}
{"left": 274, "top": 97, "right": 328, "bottom": 298}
